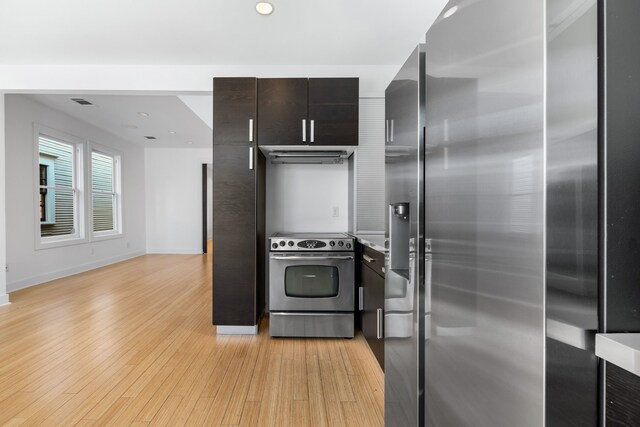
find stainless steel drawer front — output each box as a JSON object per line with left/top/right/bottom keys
{"left": 269, "top": 312, "right": 354, "bottom": 338}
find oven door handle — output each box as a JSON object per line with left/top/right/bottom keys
{"left": 270, "top": 255, "right": 354, "bottom": 261}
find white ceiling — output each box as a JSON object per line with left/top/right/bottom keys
{"left": 27, "top": 94, "right": 212, "bottom": 148}
{"left": 0, "top": 0, "right": 446, "bottom": 66}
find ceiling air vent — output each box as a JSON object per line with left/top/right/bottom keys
{"left": 70, "top": 98, "right": 94, "bottom": 106}
{"left": 144, "top": 136, "right": 157, "bottom": 140}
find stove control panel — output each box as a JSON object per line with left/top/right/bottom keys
{"left": 298, "top": 240, "right": 326, "bottom": 249}
{"left": 269, "top": 236, "right": 354, "bottom": 251}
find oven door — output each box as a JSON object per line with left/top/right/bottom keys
{"left": 269, "top": 252, "right": 355, "bottom": 312}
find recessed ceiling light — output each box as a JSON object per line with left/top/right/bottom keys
{"left": 443, "top": 5, "right": 458, "bottom": 18}
{"left": 168, "top": 130, "right": 176, "bottom": 135}
{"left": 187, "top": 141, "right": 194, "bottom": 145}
{"left": 144, "top": 136, "right": 157, "bottom": 140}
{"left": 256, "top": 1, "right": 274, "bottom": 15}
{"left": 137, "top": 112, "right": 149, "bottom": 117}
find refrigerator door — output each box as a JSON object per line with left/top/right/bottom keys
{"left": 424, "top": 0, "right": 545, "bottom": 425}
{"left": 546, "top": 0, "right": 599, "bottom": 425}
{"left": 385, "top": 45, "right": 425, "bottom": 427}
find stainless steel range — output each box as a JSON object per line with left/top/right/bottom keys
{"left": 269, "top": 233, "right": 355, "bottom": 338}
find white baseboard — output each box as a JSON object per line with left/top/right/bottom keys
{"left": 146, "top": 248, "right": 203, "bottom": 255}
{"left": 217, "top": 325, "right": 259, "bottom": 335}
{"left": 7, "top": 250, "right": 146, "bottom": 293}
{"left": 0, "top": 294, "right": 10, "bottom": 307}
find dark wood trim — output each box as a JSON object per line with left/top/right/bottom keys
{"left": 256, "top": 151, "right": 266, "bottom": 322}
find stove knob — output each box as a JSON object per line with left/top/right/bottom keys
{"left": 279, "top": 241, "right": 286, "bottom": 247}
{"left": 338, "top": 241, "right": 344, "bottom": 247}
{"left": 272, "top": 243, "right": 278, "bottom": 249}
{"left": 329, "top": 241, "right": 335, "bottom": 247}
{"left": 288, "top": 241, "right": 294, "bottom": 246}
{"left": 346, "top": 243, "right": 352, "bottom": 249}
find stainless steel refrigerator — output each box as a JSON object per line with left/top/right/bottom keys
{"left": 385, "top": 0, "right": 610, "bottom": 425}
{"left": 384, "top": 44, "right": 426, "bottom": 427}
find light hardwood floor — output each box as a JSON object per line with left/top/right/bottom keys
{"left": 0, "top": 247, "right": 384, "bottom": 426}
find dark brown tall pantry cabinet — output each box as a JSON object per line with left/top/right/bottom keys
{"left": 212, "top": 77, "right": 265, "bottom": 328}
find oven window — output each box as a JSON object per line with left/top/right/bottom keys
{"left": 285, "top": 266, "right": 339, "bottom": 298}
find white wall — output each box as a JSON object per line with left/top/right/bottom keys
{"left": 145, "top": 148, "right": 212, "bottom": 254}
{"left": 266, "top": 162, "right": 349, "bottom": 236}
{"left": 0, "top": 94, "right": 8, "bottom": 305}
{"left": 4, "top": 95, "right": 147, "bottom": 292}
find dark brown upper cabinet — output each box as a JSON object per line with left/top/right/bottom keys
{"left": 308, "top": 78, "right": 359, "bottom": 146}
{"left": 257, "top": 78, "right": 308, "bottom": 145}
{"left": 213, "top": 77, "right": 257, "bottom": 145}
{"left": 258, "top": 77, "right": 359, "bottom": 146}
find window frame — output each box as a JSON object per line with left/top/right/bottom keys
{"left": 38, "top": 156, "right": 56, "bottom": 225}
{"left": 89, "top": 143, "right": 124, "bottom": 241}
{"left": 33, "top": 124, "right": 87, "bottom": 250}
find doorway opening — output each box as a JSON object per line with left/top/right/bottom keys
{"left": 202, "top": 163, "right": 213, "bottom": 253}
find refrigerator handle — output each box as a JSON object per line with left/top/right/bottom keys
{"left": 310, "top": 119, "right": 315, "bottom": 143}
{"left": 249, "top": 146, "right": 254, "bottom": 170}
{"left": 249, "top": 119, "right": 254, "bottom": 142}
{"left": 302, "top": 119, "right": 306, "bottom": 142}
{"left": 425, "top": 253, "right": 432, "bottom": 315}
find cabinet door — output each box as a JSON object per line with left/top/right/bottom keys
{"left": 213, "top": 78, "right": 257, "bottom": 145}
{"left": 308, "top": 78, "right": 359, "bottom": 146}
{"left": 361, "top": 264, "right": 385, "bottom": 370}
{"left": 258, "top": 78, "right": 308, "bottom": 145}
{"left": 213, "top": 143, "right": 256, "bottom": 325}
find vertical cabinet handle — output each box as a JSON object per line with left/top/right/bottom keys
{"left": 249, "top": 146, "right": 254, "bottom": 170}
{"left": 358, "top": 287, "right": 364, "bottom": 311}
{"left": 249, "top": 119, "right": 254, "bottom": 142}
{"left": 390, "top": 119, "right": 394, "bottom": 142}
{"left": 386, "top": 120, "right": 389, "bottom": 142}
{"left": 310, "top": 119, "right": 315, "bottom": 143}
{"left": 302, "top": 119, "right": 306, "bottom": 142}
{"left": 376, "top": 308, "right": 384, "bottom": 339}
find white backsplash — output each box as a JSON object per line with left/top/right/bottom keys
{"left": 266, "top": 162, "right": 349, "bottom": 236}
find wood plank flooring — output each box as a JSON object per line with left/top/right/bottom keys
{"left": 0, "top": 247, "right": 384, "bottom": 426}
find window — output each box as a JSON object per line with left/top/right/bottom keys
{"left": 34, "top": 125, "right": 124, "bottom": 249}
{"left": 39, "top": 158, "right": 56, "bottom": 224}
{"left": 36, "top": 133, "right": 84, "bottom": 246}
{"left": 91, "top": 149, "right": 122, "bottom": 236}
